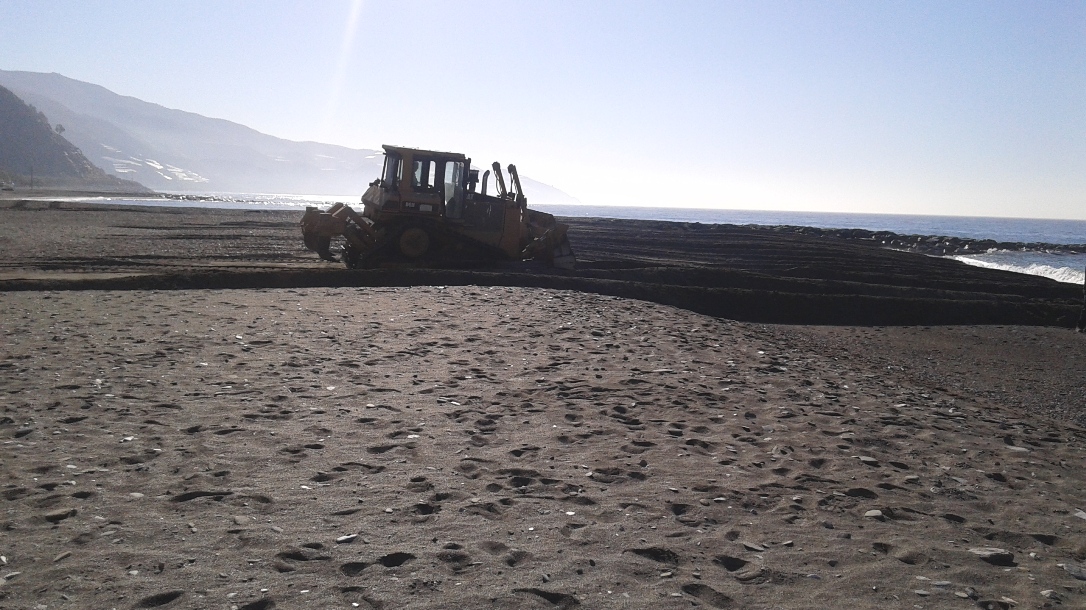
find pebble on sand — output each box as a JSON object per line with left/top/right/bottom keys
{"left": 43, "top": 508, "right": 76, "bottom": 523}
{"left": 969, "top": 547, "right": 1015, "bottom": 566}
{"left": 1059, "top": 562, "right": 1086, "bottom": 581}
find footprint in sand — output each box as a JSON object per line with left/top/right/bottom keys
{"left": 406, "top": 475, "right": 433, "bottom": 492}
{"left": 411, "top": 502, "right": 440, "bottom": 518}
{"left": 844, "top": 487, "right": 878, "bottom": 499}
{"left": 479, "top": 541, "right": 509, "bottom": 554}
{"left": 504, "top": 550, "right": 533, "bottom": 567}
{"left": 135, "top": 590, "right": 184, "bottom": 608}
{"left": 437, "top": 543, "right": 473, "bottom": 572}
{"left": 339, "top": 561, "right": 370, "bottom": 577}
{"left": 713, "top": 554, "right": 750, "bottom": 572}
{"left": 171, "top": 490, "right": 233, "bottom": 502}
{"left": 463, "top": 501, "right": 506, "bottom": 519}
{"left": 333, "top": 462, "right": 385, "bottom": 474}
{"left": 513, "top": 588, "right": 580, "bottom": 609}
{"left": 276, "top": 547, "right": 331, "bottom": 563}
{"left": 366, "top": 444, "right": 400, "bottom": 454}
{"left": 621, "top": 438, "right": 651, "bottom": 453}
{"left": 339, "top": 586, "right": 381, "bottom": 609}
{"left": 626, "top": 547, "right": 680, "bottom": 565}
{"left": 339, "top": 552, "right": 416, "bottom": 575}
{"left": 681, "top": 583, "right": 736, "bottom": 609}
{"left": 377, "top": 552, "right": 416, "bottom": 567}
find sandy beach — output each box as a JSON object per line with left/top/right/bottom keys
{"left": 2, "top": 202, "right": 1086, "bottom": 609}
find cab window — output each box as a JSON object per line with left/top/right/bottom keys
{"left": 444, "top": 160, "right": 465, "bottom": 218}
{"left": 444, "top": 161, "right": 464, "bottom": 204}
{"left": 412, "top": 159, "right": 434, "bottom": 191}
{"left": 382, "top": 153, "right": 401, "bottom": 187}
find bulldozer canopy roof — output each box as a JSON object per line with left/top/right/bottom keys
{"left": 382, "top": 145, "right": 468, "bottom": 162}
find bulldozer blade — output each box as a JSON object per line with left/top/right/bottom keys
{"left": 551, "top": 233, "right": 577, "bottom": 270}
{"left": 519, "top": 218, "right": 576, "bottom": 269}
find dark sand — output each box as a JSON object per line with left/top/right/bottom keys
{"left": 2, "top": 202, "right": 1086, "bottom": 609}
{"left": 0, "top": 200, "right": 1081, "bottom": 327}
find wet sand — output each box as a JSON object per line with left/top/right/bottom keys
{"left": 1, "top": 202, "right": 1086, "bottom": 609}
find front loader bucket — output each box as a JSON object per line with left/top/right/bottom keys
{"left": 300, "top": 206, "right": 341, "bottom": 261}
{"left": 301, "top": 204, "right": 378, "bottom": 265}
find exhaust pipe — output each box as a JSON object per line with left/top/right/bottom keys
{"left": 491, "top": 162, "right": 508, "bottom": 197}
{"left": 508, "top": 164, "right": 526, "bottom": 207}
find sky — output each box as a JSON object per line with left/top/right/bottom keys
{"left": 1, "top": 0, "right": 1084, "bottom": 219}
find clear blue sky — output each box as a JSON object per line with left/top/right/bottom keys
{"left": 2, "top": 0, "right": 1084, "bottom": 219}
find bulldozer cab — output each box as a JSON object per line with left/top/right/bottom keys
{"left": 365, "top": 146, "right": 511, "bottom": 235}
{"left": 367, "top": 146, "right": 469, "bottom": 218}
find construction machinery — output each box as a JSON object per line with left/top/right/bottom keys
{"left": 301, "top": 145, "right": 576, "bottom": 270}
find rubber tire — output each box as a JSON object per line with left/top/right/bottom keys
{"left": 398, "top": 227, "right": 430, "bottom": 258}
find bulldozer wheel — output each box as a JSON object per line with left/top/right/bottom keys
{"left": 398, "top": 227, "right": 430, "bottom": 258}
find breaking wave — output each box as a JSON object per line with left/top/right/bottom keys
{"left": 952, "top": 252, "right": 1086, "bottom": 285}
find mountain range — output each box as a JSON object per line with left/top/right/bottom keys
{"left": 0, "top": 70, "right": 578, "bottom": 203}
{"left": 0, "top": 83, "right": 148, "bottom": 192}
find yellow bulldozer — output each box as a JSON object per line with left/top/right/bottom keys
{"left": 301, "top": 145, "right": 576, "bottom": 270}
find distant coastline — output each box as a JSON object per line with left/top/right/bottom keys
{"left": 0, "top": 186, "right": 157, "bottom": 200}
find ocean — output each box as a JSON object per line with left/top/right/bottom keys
{"left": 538, "top": 205, "right": 1086, "bottom": 286}
{"left": 41, "top": 193, "right": 1086, "bottom": 286}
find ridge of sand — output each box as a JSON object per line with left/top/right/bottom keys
{"left": 1, "top": 201, "right": 1081, "bottom": 327}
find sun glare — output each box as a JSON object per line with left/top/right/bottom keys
{"left": 320, "top": 0, "right": 365, "bottom": 141}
